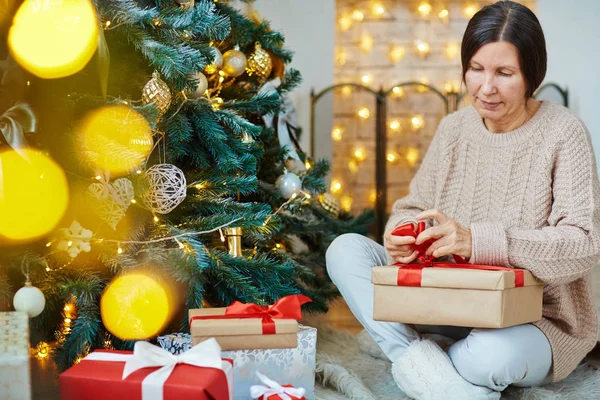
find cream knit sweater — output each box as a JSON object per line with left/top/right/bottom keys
{"left": 384, "top": 101, "right": 600, "bottom": 382}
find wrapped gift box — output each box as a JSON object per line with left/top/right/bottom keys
{"left": 189, "top": 295, "right": 310, "bottom": 350}
{"left": 59, "top": 341, "right": 233, "bottom": 400}
{"left": 159, "top": 325, "right": 317, "bottom": 400}
{"left": 372, "top": 265, "right": 543, "bottom": 328}
{"left": 0, "top": 312, "right": 31, "bottom": 400}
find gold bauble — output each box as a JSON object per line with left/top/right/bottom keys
{"left": 246, "top": 42, "right": 272, "bottom": 81}
{"left": 224, "top": 227, "right": 243, "bottom": 257}
{"left": 174, "top": 0, "right": 194, "bottom": 9}
{"left": 204, "top": 47, "right": 223, "bottom": 75}
{"left": 222, "top": 47, "right": 247, "bottom": 77}
{"left": 318, "top": 193, "right": 341, "bottom": 217}
{"left": 191, "top": 71, "right": 208, "bottom": 97}
{"left": 142, "top": 71, "right": 172, "bottom": 117}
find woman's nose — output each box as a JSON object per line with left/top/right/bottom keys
{"left": 481, "top": 74, "right": 497, "bottom": 95}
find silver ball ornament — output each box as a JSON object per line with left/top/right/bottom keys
{"left": 222, "top": 48, "right": 247, "bottom": 77}
{"left": 193, "top": 72, "right": 208, "bottom": 97}
{"left": 276, "top": 172, "right": 302, "bottom": 199}
{"left": 13, "top": 282, "right": 46, "bottom": 318}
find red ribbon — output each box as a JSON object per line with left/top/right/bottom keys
{"left": 391, "top": 222, "right": 524, "bottom": 288}
{"left": 189, "top": 294, "right": 312, "bottom": 335}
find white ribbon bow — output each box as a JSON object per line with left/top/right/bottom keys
{"left": 250, "top": 371, "right": 306, "bottom": 400}
{"left": 84, "top": 338, "right": 231, "bottom": 400}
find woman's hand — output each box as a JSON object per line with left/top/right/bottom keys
{"left": 385, "top": 223, "right": 419, "bottom": 264}
{"left": 415, "top": 209, "right": 473, "bottom": 260}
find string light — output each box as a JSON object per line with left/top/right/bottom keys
{"left": 331, "top": 126, "right": 344, "bottom": 141}
{"left": 341, "top": 195, "right": 353, "bottom": 212}
{"left": 389, "top": 45, "right": 406, "bottom": 63}
{"left": 131, "top": 199, "right": 137, "bottom": 204}
{"left": 153, "top": 19, "right": 162, "bottom": 27}
{"left": 352, "top": 9, "right": 364, "bottom": 22}
{"left": 361, "top": 73, "right": 373, "bottom": 85}
{"left": 341, "top": 85, "right": 353, "bottom": 97}
{"left": 387, "top": 152, "right": 399, "bottom": 163}
{"left": 330, "top": 179, "right": 342, "bottom": 194}
{"left": 64, "top": 304, "right": 72, "bottom": 312}
{"left": 417, "top": 2, "right": 432, "bottom": 17}
{"left": 154, "top": 216, "right": 159, "bottom": 223}
{"left": 438, "top": 8, "right": 449, "bottom": 21}
{"left": 406, "top": 147, "right": 420, "bottom": 166}
{"left": 353, "top": 146, "right": 367, "bottom": 161}
{"left": 35, "top": 342, "right": 50, "bottom": 359}
{"left": 463, "top": 3, "right": 479, "bottom": 18}
{"left": 445, "top": 42, "right": 460, "bottom": 59}
{"left": 104, "top": 20, "right": 111, "bottom": 28}
{"left": 359, "top": 33, "right": 374, "bottom": 53}
{"left": 338, "top": 14, "right": 352, "bottom": 31}
{"left": 348, "top": 160, "right": 359, "bottom": 173}
{"left": 389, "top": 119, "right": 402, "bottom": 132}
{"left": 391, "top": 86, "right": 405, "bottom": 99}
{"left": 371, "top": 3, "right": 386, "bottom": 16}
{"left": 411, "top": 114, "right": 425, "bottom": 130}
{"left": 368, "top": 190, "right": 377, "bottom": 204}
{"left": 64, "top": 318, "right": 72, "bottom": 324}
{"left": 95, "top": 175, "right": 102, "bottom": 180}
{"left": 418, "top": 76, "right": 430, "bottom": 93}
{"left": 357, "top": 107, "right": 370, "bottom": 119}
{"left": 305, "top": 160, "right": 312, "bottom": 170}
{"left": 414, "top": 40, "right": 431, "bottom": 58}
{"left": 336, "top": 48, "right": 348, "bottom": 66}
{"left": 175, "top": 239, "right": 185, "bottom": 249}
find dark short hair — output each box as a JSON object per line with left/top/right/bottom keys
{"left": 461, "top": 1, "right": 547, "bottom": 98}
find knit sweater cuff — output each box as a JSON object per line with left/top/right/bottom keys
{"left": 469, "top": 223, "right": 509, "bottom": 266}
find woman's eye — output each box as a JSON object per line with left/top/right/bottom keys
{"left": 470, "top": 66, "right": 482, "bottom": 71}
{"left": 498, "top": 71, "right": 512, "bottom": 77}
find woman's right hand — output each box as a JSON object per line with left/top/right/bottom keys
{"left": 385, "top": 225, "right": 419, "bottom": 264}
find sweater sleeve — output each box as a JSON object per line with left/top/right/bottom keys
{"left": 469, "top": 119, "right": 600, "bottom": 285}
{"left": 383, "top": 117, "right": 447, "bottom": 240}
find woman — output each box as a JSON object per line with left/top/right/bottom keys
{"left": 326, "top": 1, "right": 600, "bottom": 399}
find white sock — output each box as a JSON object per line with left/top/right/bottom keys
{"left": 391, "top": 339, "right": 500, "bottom": 400}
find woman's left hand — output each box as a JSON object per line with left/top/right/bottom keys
{"left": 415, "top": 209, "right": 473, "bottom": 260}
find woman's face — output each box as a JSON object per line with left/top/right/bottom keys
{"left": 465, "top": 41, "right": 529, "bottom": 127}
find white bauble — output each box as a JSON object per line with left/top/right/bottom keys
{"left": 276, "top": 172, "right": 302, "bottom": 199}
{"left": 13, "top": 283, "right": 46, "bottom": 318}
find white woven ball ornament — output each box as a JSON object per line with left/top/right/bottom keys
{"left": 142, "top": 164, "right": 187, "bottom": 214}
{"left": 13, "top": 282, "right": 46, "bottom": 318}
{"left": 276, "top": 172, "right": 302, "bottom": 199}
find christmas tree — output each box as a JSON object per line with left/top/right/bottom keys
{"left": 0, "top": 0, "right": 372, "bottom": 370}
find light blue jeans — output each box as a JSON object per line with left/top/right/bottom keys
{"left": 326, "top": 233, "right": 553, "bottom": 391}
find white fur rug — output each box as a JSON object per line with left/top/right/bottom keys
{"left": 314, "top": 326, "right": 600, "bottom": 400}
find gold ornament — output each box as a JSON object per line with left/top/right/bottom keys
{"left": 222, "top": 46, "right": 247, "bottom": 77}
{"left": 205, "top": 47, "right": 223, "bottom": 75}
{"left": 224, "top": 227, "right": 242, "bottom": 257}
{"left": 246, "top": 42, "right": 272, "bottom": 81}
{"left": 142, "top": 71, "right": 172, "bottom": 117}
{"left": 318, "top": 193, "right": 341, "bottom": 217}
{"left": 191, "top": 71, "right": 208, "bottom": 97}
{"left": 174, "top": 0, "right": 194, "bottom": 9}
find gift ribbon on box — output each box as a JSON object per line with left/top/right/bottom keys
{"left": 83, "top": 338, "right": 232, "bottom": 400}
{"left": 392, "top": 222, "right": 524, "bottom": 287}
{"left": 189, "top": 294, "right": 312, "bottom": 335}
{"left": 250, "top": 371, "right": 306, "bottom": 400}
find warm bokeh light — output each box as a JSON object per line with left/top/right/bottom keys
{"left": 414, "top": 40, "right": 431, "bottom": 58}
{"left": 341, "top": 85, "right": 353, "bottom": 97}
{"left": 353, "top": 145, "right": 367, "bottom": 161}
{"left": 338, "top": 14, "right": 352, "bottom": 31}
{"left": 406, "top": 147, "right": 420, "bottom": 166}
{"left": 101, "top": 272, "right": 172, "bottom": 340}
{"left": 463, "top": 3, "right": 479, "bottom": 18}
{"left": 417, "top": 76, "right": 430, "bottom": 93}
{"left": 330, "top": 179, "right": 342, "bottom": 194}
{"left": 361, "top": 74, "right": 373, "bottom": 85}
{"left": 35, "top": 342, "right": 50, "bottom": 359}
{"left": 331, "top": 126, "right": 344, "bottom": 141}
{"left": 387, "top": 151, "right": 399, "bottom": 163}
{"left": 336, "top": 47, "right": 348, "bottom": 66}
{"left": 352, "top": 9, "right": 365, "bottom": 22}
{"left": 389, "top": 45, "right": 406, "bottom": 63}
{"left": 372, "top": 3, "right": 386, "bottom": 16}
{"left": 391, "top": 86, "right": 406, "bottom": 99}
{"left": 438, "top": 8, "right": 449, "bottom": 20}
{"left": 357, "top": 107, "right": 370, "bottom": 119}
{"left": 368, "top": 190, "right": 377, "bottom": 204}
{"left": 348, "top": 160, "right": 359, "bottom": 173}
{"left": 444, "top": 80, "right": 461, "bottom": 94}
{"left": 359, "top": 33, "right": 374, "bottom": 53}
{"left": 411, "top": 114, "right": 425, "bottom": 130}
{"left": 389, "top": 119, "right": 402, "bottom": 132}
{"left": 417, "top": 2, "right": 432, "bottom": 17}
{"left": 445, "top": 42, "right": 460, "bottom": 59}
{"left": 0, "top": 149, "right": 68, "bottom": 241}
{"left": 79, "top": 105, "right": 154, "bottom": 176}
{"left": 8, "top": 0, "right": 99, "bottom": 79}
{"left": 341, "top": 195, "right": 353, "bottom": 212}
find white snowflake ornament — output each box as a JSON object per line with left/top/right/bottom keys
{"left": 56, "top": 221, "right": 93, "bottom": 258}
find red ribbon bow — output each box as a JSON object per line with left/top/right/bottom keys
{"left": 391, "top": 222, "right": 524, "bottom": 287}
{"left": 189, "top": 294, "right": 312, "bottom": 335}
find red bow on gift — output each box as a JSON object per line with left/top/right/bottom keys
{"left": 391, "top": 222, "right": 524, "bottom": 287}
{"left": 189, "top": 294, "right": 312, "bottom": 335}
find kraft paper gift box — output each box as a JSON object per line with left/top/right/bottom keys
{"left": 59, "top": 339, "right": 233, "bottom": 400}
{"left": 188, "top": 294, "right": 311, "bottom": 350}
{"left": 0, "top": 312, "right": 31, "bottom": 400}
{"left": 372, "top": 222, "right": 544, "bottom": 328}
{"left": 158, "top": 325, "right": 317, "bottom": 400}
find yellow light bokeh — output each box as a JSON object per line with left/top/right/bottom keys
{"left": 392, "top": 86, "right": 406, "bottom": 98}
{"left": 414, "top": 40, "right": 431, "bottom": 58}
{"left": 417, "top": 2, "right": 432, "bottom": 17}
{"left": 338, "top": 15, "right": 352, "bottom": 31}
{"left": 372, "top": 3, "right": 386, "bottom": 16}
{"left": 330, "top": 179, "right": 342, "bottom": 194}
{"left": 463, "top": 3, "right": 479, "bottom": 18}
{"left": 389, "top": 119, "right": 402, "bottom": 131}
{"left": 368, "top": 190, "right": 377, "bottom": 204}
{"left": 411, "top": 114, "right": 425, "bottom": 130}
{"left": 417, "top": 76, "right": 430, "bottom": 93}
{"left": 357, "top": 107, "right": 370, "bottom": 120}
{"left": 341, "top": 85, "right": 353, "bottom": 97}
{"left": 389, "top": 45, "right": 406, "bottom": 63}
{"left": 445, "top": 42, "right": 461, "bottom": 59}
{"left": 0, "top": 149, "right": 69, "bottom": 241}
{"left": 36, "top": 342, "right": 50, "bottom": 359}
{"left": 353, "top": 146, "right": 367, "bottom": 161}
{"left": 331, "top": 126, "right": 344, "bottom": 141}
{"left": 8, "top": 0, "right": 99, "bottom": 79}
{"left": 406, "top": 147, "right": 421, "bottom": 166}
{"left": 336, "top": 47, "right": 348, "bottom": 66}
{"left": 101, "top": 272, "right": 172, "bottom": 340}
{"left": 341, "top": 195, "right": 353, "bottom": 212}
{"left": 444, "top": 80, "right": 461, "bottom": 94}
{"left": 352, "top": 9, "right": 365, "bottom": 22}
{"left": 361, "top": 74, "right": 373, "bottom": 85}
{"left": 438, "top": 9, "right": 449, "bottom": 20}
{"left": 348, "top": 159, "right": 359, "bottom": 173}
{"left": 359, "top": 33, "right": 374, "bottom": 53}
{"left": 387, "top": 152, "right": 399, "bottom": 163}
{"left": 79, "top": 105, "right": 154, "bottom": 176}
